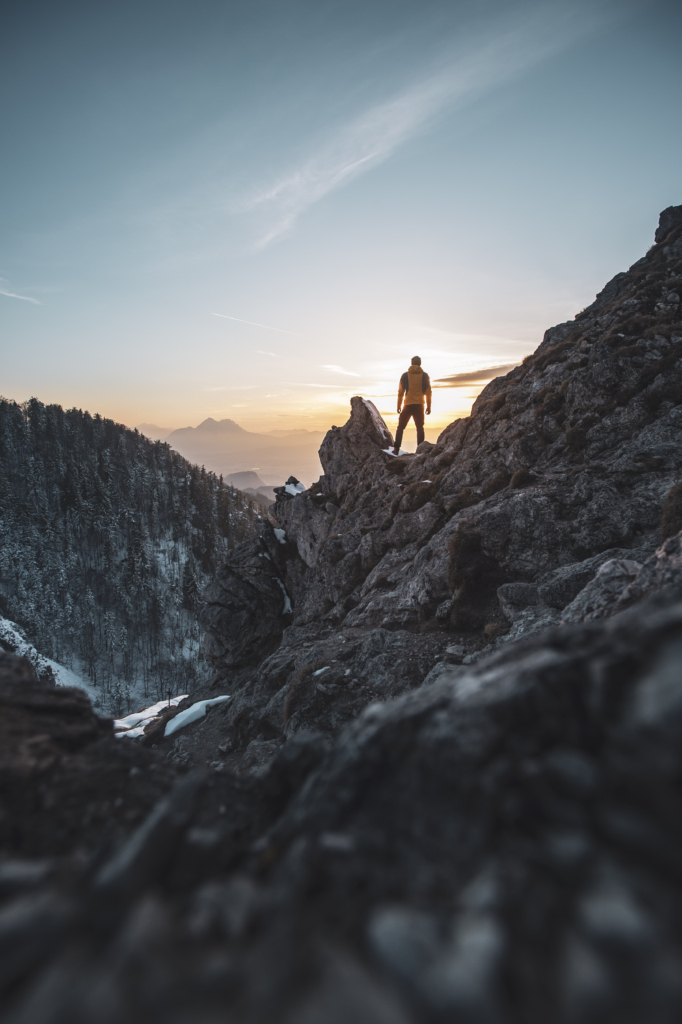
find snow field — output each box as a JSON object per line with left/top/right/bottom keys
{"left": 164, "top": 695, "right": 231, "bottom": 737}
{"left": 114, "top": 695, "right": 189, "bottom": 738}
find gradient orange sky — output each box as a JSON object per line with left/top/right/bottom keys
{"left": 3, "top": 0, "right": 681, "bottom": 440}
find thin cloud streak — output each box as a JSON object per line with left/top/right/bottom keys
{"left": 323, "top": 364, "right": 361, "bottom": 377}
{"left": 0, "top": 288, "right": 41, "bottom": 305}
{"left": 434, "top": 362, "right": 519, "bottom": 387}
{"left": 246, "top": 3, "right": 612, "bottom": 246}
{"left": 210, "top": 312, "right": 306, "bottom": 336}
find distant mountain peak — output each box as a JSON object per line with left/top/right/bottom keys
{"left": 195, "top": 418, "right": 247, "bottom": 434}
{"left": 135, "top": 422, "right": 172, "bottom": 440}
{"left": 267, "top": 428, "right": 324, "bottom": 436}
{"left": 227, "top": 471, "right": 266, "bottom": 489}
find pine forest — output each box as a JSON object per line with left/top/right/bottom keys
{"left": 0, "top": 397, "right": 263, "bottom": 714}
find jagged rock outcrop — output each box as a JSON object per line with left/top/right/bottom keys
{"left": 192, "top": 205, "right": 682, "bottom": 763}
{"left": 202, "top": 522, "right": 293, "bottom": 672}
{"left": 562, "top": 530, "right": 682, "bottom": 624}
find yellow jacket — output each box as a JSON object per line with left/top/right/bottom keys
{"left": 398, "top": 365, "right": 432, "bottom": 410}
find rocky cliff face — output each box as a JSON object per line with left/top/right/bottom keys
{"left": 4, "top": 207, "right": 682, "bottom": 1024}
{"left": 193, "top": 204, "right": 682, "bottom": 764}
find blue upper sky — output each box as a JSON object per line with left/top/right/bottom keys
{"left": 2, "top": 0, "right": 681, "bottom": 435}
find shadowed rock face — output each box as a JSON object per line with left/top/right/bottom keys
{"left": 0, "top": 655, "right": 176, "bottom": 859}
{"left": 5, "top": 208, "right": 682, "bottom": 1024}
{"left": 202, "top": 523, "right": 294, "bottom": 672}
{"left": 194, "top": 205, "right": 682, "bottom": 763}
{"left": 5, "top": 590, "right": 682, "bottom": 1022}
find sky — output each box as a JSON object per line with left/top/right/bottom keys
{"left": 1, "top": 0, "right": 681, "bottom": 439}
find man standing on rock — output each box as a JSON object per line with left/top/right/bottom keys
{"left": 393, "top": 356, "right": 431, "bottom": 454}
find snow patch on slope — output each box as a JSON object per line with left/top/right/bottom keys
{"left": 284, "top": 482, "right": 307, "bottom": 497}
{"left": 1, "top": 616, "right": 100, "bottom": 703}
{"left": 164, "top": 695, "right": 231, "bottom": 737}
{"left": 47, "top": 659, "right": 99, "bottom": 702}
{"left": 115, "top": 695, "right": 188, "bottom": 739}
{"left": 0, "top": 616, "right": 53, "bottom": 680}
{"left": 276, "top": 578, "right": 292, "bottom": 615}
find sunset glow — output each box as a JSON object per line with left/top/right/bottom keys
{"left": 2, "top": 1, "right": 680, "bottom": 447}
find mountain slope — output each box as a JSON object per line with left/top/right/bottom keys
{"left": 194, "top": 204, "right": 682, "bottom": 755}
{"left": 134, "top": 422, "right": 172, "bottom": 440}
{"left": 0, "top": 399, "right": 263, "bottom": 712}
{"left": 276, "top": 204, "right": 682, "bottom": 635}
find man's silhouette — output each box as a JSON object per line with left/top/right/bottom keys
{"left": 393, "top": 356, "right": 431, "bottom": 454}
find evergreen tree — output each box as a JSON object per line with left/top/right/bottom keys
{"left": 0, "top": 397, "right": 263, "bottom": 702}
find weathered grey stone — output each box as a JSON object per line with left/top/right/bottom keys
{"left": 497, "top": 582, "right": 540, "bottom": 621}
{"left": 94, "top": 771, "right": 205, "bottom": 895}
{"left": 614, "top": 530, "right": 682, "bottom": 611}
{"left": 202, "top": 523, "right": 292, "bottom": 670}
{"left": 317, "top": 396, "right": 393, "bottom": 501}
{"left": 277, "top": 493, "right": 331, "bottom": 568}
{"left": 537, "top": 550, "right": 634, "bottom": 609}
{"left": 11, "top": 587, "right": 682, "bottom": 1024}
{"left": 215, "top": 626, "right": 451, "bottom": 753}
{"left": 561, "top": 558, "right": 642, "bottom": 623}
{"left": 655, "top": 204, "right": 682, "bottom": 243}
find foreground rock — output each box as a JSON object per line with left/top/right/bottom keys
{"left": 0, "top": 653, "right": 176, "bottom": 859}
{"left": 4, "top": 592, "right": 682, "bottom": 1022}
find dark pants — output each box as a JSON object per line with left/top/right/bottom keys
{"left": 395, "top": 404, "right": 425, "bottom": 450}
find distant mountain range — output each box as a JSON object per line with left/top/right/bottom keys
{"left": 135, "top": 423, "right": 174, "bottom": 440}
{"left": 136, "top": 418, "right": 325, "bottom": 486}
{"left": 225, "top": 471, "right": 277, "bottom": 509}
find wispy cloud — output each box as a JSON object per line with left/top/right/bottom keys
{"left": 257, "top": 350, "right": 279, "bottom": 358}
{"left": 434, "top": 362, "right": 519, "bottom": 387}
{"left": 0, "top": 278, "right": 41, "bottom": 305}
{"left": 245, "top": 4, "right": 611, "bottom": 246}
{"left": 323, "top": 364, "right": 360, "bottom": 377}
{"left": 211, "top": 312, "right": 306, "bottom": 336}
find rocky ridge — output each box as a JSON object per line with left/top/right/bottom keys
{"left": 188, "top": 204, "right": 682, "bottom": 765}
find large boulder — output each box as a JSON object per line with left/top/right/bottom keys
{"left": 654, "top": 203, "right": 682, "bottom": 244}
{"left": 560, "top": 530, "right": 682, "bottom": 625}
{"left": 318, "top": 396, "right": 394, "bottom": 499}
{"left": 202, "top": 523, "right": 293, "bottom": 671}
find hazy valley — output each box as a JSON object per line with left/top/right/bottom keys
{"left": 137, "top": 418, "right": 326, "bottom": 488}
